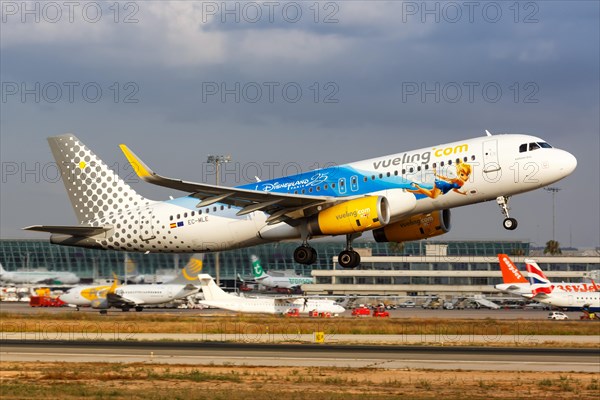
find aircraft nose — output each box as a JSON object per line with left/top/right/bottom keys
{"left": 560, "top": 151, "right": 577, "bottom": 176}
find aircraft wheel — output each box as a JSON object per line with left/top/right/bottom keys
{"left": 338, "top": 250, "right": 360, "bottom": 269}
{"left": 135, "top": 306, "right": 143, "bottom": 312}
{"left": 294, "top": 246, "right": 317, "bottom": 265}
{"left": 121, "top": 306, "right": 130, "bottom": 312}
{"left": 503, "top": 218, "right": 518, "bottom": 230}
{"left": 99, "top": 310, "right": 108, "bottom": 315}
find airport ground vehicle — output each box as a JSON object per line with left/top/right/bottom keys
{"left": 286, "top": 308, "right": 300, "bottom": 317}
{"left": 399, "top": 300, "right": 416, "bottom": 308}
{"left": 29, "top": 296, "right": 65, "bottom": 307}
{"left": 372, "top": 306, "right": 390, "bottom": 317}
{"left": 548, "top": 312, "right": 569, "bottom": 320}
{"left": 351, "top": 306, "right": 371, "bottom": 316}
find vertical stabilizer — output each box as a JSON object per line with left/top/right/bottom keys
{"left": 497, "top": 254, "right": 528, "bottom": 284}
{"left": 525, "top": 260, "right": 553, "bottom": 295}
{"left": 198, "top": 274, "right": 235, "bottom": 301}
{"left": 169, "top": 254, "right": 205, "bottom": 284}
{"left": 251, "top": 255, "right": 268, "bottom": 280}
{"left": 47, "top": 134, "right": 151, "bottom": 224}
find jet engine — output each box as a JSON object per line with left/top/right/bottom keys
{"left": 372, "top": 209, "right": 451, "bottom": 243}
{"left": 90, "top": 299, "right": 109, "bottom": 309}
{"left": 308, "top": 196, "right": 390, "bottom": 236}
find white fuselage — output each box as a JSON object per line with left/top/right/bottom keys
{"left": 200, "top": 297, "right": 344, "bottom": 315}
{"left": 534, "top": 292, "right": 600, "bottom": 312}
{"left": 47, "top": 134, "right": 577, "bottom": 253}
{"left": 256, "top": 275, "right": 315, "bottom": 289}
{"left": 495, "top": 282, "right": 600, "bottom": 297}
{"left": 60, "top": 284, "right": 198, "bottom": 307}
{"left": 0, "top": 270, "right": 79, "bottom": 285}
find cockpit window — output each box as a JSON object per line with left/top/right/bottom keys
{"left": 537, "top": 142, "right": 552, "bottom": 148}
{"left": 529, "top": 142, "right": 541, "bottom": 151}
{"left": 519, "top": 144, "right": 527, "bottom": 153}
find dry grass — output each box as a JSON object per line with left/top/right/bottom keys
{"left": 1, "top": 362, "right": 599, "bottom": 399}
{"left": 1, "top": 312, "right": 598, "bottom": 337}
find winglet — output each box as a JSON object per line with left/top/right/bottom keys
{"left": 497, "top": 254, "right": 528, "bottom": 284}
{"left": 119, "top": 144, "right": 154, "bottom": 179}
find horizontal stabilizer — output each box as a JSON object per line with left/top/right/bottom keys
{"left": 23, "top": 225, "right": 111, "bottom": 236}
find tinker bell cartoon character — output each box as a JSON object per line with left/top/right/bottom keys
{"left": 407, "top": 163, "right": 472, "bottom": 199}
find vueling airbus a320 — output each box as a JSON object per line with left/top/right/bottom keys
{"left": 25, "top": 132, "right": 576, "bottom": 268}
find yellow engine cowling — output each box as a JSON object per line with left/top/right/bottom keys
{"left": 308, "top": 196, "right": 390, "bottom": 236}
{"left": 372, "top": 209, "right": 451, "bottom": 242}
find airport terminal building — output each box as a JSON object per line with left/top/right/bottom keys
{"left": 1, "top": 239, "right": 598, "bottom": 296}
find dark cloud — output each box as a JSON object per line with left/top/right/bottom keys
{"left": 1, "top": 1, "right": 598, "bottom": 247}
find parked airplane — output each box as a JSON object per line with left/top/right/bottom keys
{"left": 25, "top": 132, "right": 576, "bottom": 268}
{"left": 526, "top": 262, "right": 600, "bottom": 312}
{"left": 250, "top": 255, "right": 314, "bottom": 289}
{"left": 495, "top": 254, "right": 599, "bottom": 295}
{"left": 198, "top": 274, "right": 344, "bottom": 315}
{"left": 59, "top": 255, "right": 204, "bottom": 313}
{"left": 0, "top": 263, "right": 79, "bottom": 285}
{"left": 120, "top": 254, "right": 203, "bottom": 284}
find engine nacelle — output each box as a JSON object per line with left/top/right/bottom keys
{"left": 91, "top": 298, "right": 109, "bottom": 309}
{"left": 308, "top": 196, "right": 390, "bottom": 236}
{"left": 372, "top": 209, "right": 451, "bottom": 243}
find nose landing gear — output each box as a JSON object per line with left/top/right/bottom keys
{"left": 497, "top": 196, "right": 518, "bottom": 230}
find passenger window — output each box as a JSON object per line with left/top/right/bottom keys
{"left": 350, "top": 175, "right": 359, "bottom": 192}
{"left": 519, "top": 144, "right": 527, "bottom": 153}
{"left": 338, "top": 178, "right": 346, "bottom": 194}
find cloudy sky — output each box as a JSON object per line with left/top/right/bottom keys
{"left": 1, "top": 1, "right": 598, "bottom": 248}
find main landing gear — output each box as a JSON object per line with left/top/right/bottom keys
{"left": 497, "top": 196, "right": 518, "bottom": 230}
{"left": 293, "top": 233, "right": 362, "bottom": 269}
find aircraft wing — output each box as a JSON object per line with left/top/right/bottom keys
{"left": 106, "top": 292, "right": 140, "bottom": 307}
{"left": 120, "top": 144, "right": 333, "bottom": 224}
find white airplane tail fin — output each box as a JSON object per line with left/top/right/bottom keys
{"left": 198, "top": 274, "right": 233, "bottom": 301}
{"left": 47, "top": 134, "right": 151, "bottom": 224}
{"left": 169, "top": 254, "right": 205, "bottom": 284}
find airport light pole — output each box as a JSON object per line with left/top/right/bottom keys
{"left": 207, "top": 154, "right": 231, "bottom": 285}
{"left": 544, "top": 187, "right": 561, "bottom": 242}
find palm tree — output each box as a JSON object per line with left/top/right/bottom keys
{"left": 544, "top": 240, "right": 562, "bottom": 255}
{"left": 388, "top": 242, "right": 405, "bottom": 254}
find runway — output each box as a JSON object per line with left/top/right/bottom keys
{"left": 1, "top": 341, "right": 598, "bottom": 372}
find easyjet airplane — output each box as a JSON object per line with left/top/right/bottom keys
{"left": 25, "top": 132, "right": 576, "bottom": 268}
